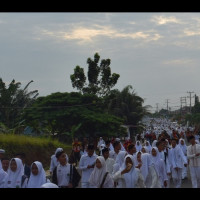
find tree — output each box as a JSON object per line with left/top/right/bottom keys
{"left": 70, "top": 52, "right": 120, "bottom": 97}
{"left": 104, "top": 85, "right": 150, "bottom": 126}
{"left": 23, "top": 92, "right": 125, "bottom": 141}
{"left": 0, "top": 78, "right": 39, "bottom": 130}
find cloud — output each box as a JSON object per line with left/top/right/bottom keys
{"left": 162, "top": 59, "right": 196, "bottom": 66}
{"left": 183, "top": 29, "right": 200, "bottom": 36}
{"left": 151, "top": 15, "right": 182, "bottom": 25}
{"left": 36, "top": 25, "right": 163, "bottom": 45}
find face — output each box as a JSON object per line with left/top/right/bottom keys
{"left": 87, "top": 149, "right": 94, "bottom": 157}
{"left": 158, "top": 143, "right": 165, "bottom": 151}
{"left": 0, "top": 153, "right": 4, "bottom": 159}
{"left": 141, "top": 147, "right": 146, "bottom": 153}
{"left": 137, "top": 152, "right": 142, "bottom": 162}
{"left": 103, "top": 151, "right": 109, "bottom": 159}
{"left": 58, "top": 153, "right": 67, "bottom": 165}
{"left": 125, "top": 157, "right": 133, "bottom": 166}
{"left": 137, "top": 141, "right": 140, "bottom": 145}
{"left": 181, "top": 140, "right": 184, "bottom": 145}
{"left": 152, "top": 148, "right": 157, "bottom": 157}
{"left": 171, "top": 140, "right": 177, "bottom": 148}
{"left": 10, "top": 160, "right": 17, "bottom": 172}
{"left": 31, "top": 163, "right": 39, "bottom": 176}
{"left": 146, "top": 142, "right": 149, "bottom": 146}
{"left": 2, "top": 160, "right": 9, "bottom": 171}
{"left": 96, "top": 159, "right": 102, "bottom": 169}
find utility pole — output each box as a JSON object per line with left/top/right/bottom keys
{"left": 187, "top": 91, "right": 195, "bottom": 113}
{"left": 156, "top": 103, "right": 159, "bottom": 113}
{"left": 180, "top": 97, "right": 187, "bottom": 115}
{"left": 166, "top": 99, "right": 170, "bottom": 115}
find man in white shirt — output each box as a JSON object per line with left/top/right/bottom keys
{"left": 171, "top": 139, "right": 187, "bottom": 188}
{"left": 127, "top": 144, "right": 137, "bottom": 159}
{"left": 79, "top": 144, "right": 97, "bottom": 188}
{"left": 102, "top": 147, "right": 115, "bottom": 174}
{"left": 109, "top": 141, "right": 122, "bottom": 161}
{"left": 52, "top": 150, "right": 81, "bottom": 188}
{"left": 187, "top": 135, "right": 200, "bottom": 188}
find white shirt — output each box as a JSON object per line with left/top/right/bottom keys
{"left": 56, "top": 164, "right": 71, "bottom": 187}
{"left": 109, "top": 150, "right": 120, "bottom": 161}
{"left": 187, "top": 144, "right": 200, "bottom": 167}
{"left": 79, "top": 153, "right": 97, "bottom": 183}
{"left": 158, "top": 150, "right": 171, "bottom": 173}
{"left": 171, "top": 146, "right": 187, "bottom": 169}
{"left": 0, "top": 169, "right": 7, "bottom": 188}
{"left": 105, "top": 158, "right": 115, "bottom": 174}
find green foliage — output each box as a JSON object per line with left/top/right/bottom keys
{"left": 23, "top": 92, "right": 124, "bottom": 140}
{"left": 70, "top": 52, "right": 120, "bottom": 97}
{"left": 104, "top": 85, "right": 150, "bottom": 126}
{"left": 0, "top": 78, "right": 38, "bottom": 129}
{"left": 0, "top": 133, "right": 71, "bottom": 169}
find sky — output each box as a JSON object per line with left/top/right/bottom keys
{"left": 0, "top": 12, "right": 200, "bottom": 113}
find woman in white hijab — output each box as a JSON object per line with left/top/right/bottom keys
{"left": 144, "top": 140, "right": 152, "bottom": 154}
{"left": 26, "top": 161, "right": 50, "bottom": 188}
{"left": 113, "top": 155, "right": 145, "bottom": 188}
{"left": 150, "top": 147, "right": 168, "bottom": 188}
{"left": 135, "top": 152, "right": 160, "bottom": 188}
{"left": 112, "top": 151, "right": 128, "bottom": 174}
{"left": 152, "top": 140, "right": 157, "bottom": 148}
{"left": 3, "top": 158, "right": 27, "bottom": 188}
{"left": 89, "top": 156, "right": 114, "bottom": 188}
{"left": 135, "top": 141, "right": 142, "bottom": 152}
{"left": 178, "top": 139, "right": 188, "bottom": 179}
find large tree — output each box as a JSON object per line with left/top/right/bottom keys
{"left": 0, "top": 78, "right": 38, "bottom": 129}
{"left": 23, "top": 92, "right": 125, "bottom": 141}
{"left": 104, "top": 85, "right": 151, "bottom": 126}
{"left": 70, "top": 52, "right": 120, "bottom": 97}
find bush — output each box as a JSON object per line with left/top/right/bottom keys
{"left": 0, "top": 133, "right": 72, "bottom": 170}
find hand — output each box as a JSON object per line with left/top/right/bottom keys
{"left": 175, "top": 167, "right": 179, "bottom": 172}
{"left": 87, "top": 165, "right": 91, "bottom": 169}
{"left": 138, "top": 163, "right": 142, "bottom": 169}
{"left": 195, "top": 153, "right": 200, "bottom": 157}
{"left": 184, "top": 164, "right": 187, "bottom": 167}
{"left": 164, "top": 180, "right": 167, "bottom": 187}
{"left": 121, "top": 163, "right": 132, "bottom": 174}
{"left": 167, "top": 173, "right": 171, "bottom": 176}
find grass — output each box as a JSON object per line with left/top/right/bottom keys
{"left": 0, "top": 133, "right": 72, "bottom": 170}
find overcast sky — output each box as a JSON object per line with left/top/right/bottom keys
{"left": 1, "top": 12, "right": 200, "bottom": 112}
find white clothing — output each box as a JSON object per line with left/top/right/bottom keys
{"left": 187, "top": 144, "right": 200, "bottom": 167}
{"left": 109, "top": 150, "right": 120, "bottom": 161}
{"left": 105, "top": 158, "right": 115, "bottom": 175}
{"left": 189, "top": 166, "right": 200, "bottom": 188}
{"left": 89, "top": 156, "right": 114, "bottom": 188}
{"left": 79, "top": 153, "right": 98, "bottom": 187}
{"left": 26, "top": 161, "right": 47, "bottom": 188}
{"left": 41, "top": 183, "right": 59, "bottom": 188}
{"left": 150, "top": 147, "right": 168, "bottom": 188}
{"left": 135, "top": 141, "right": 142, "bottom": 152}
{"left": 0, "top": 169, "right": 7, "bottom": 188}
{"left": 4, "top": 158, "right": 27, "bottom": 188}
{"left": 0, "top": 160, "right": 2, "bottom": 170}
{"left": 113, "top": 151, "right": 127, "bottom": 174}
{"left": 113, "top": 155, "right": 145, "bottom": 188}
{"left": 56, "top": 163, "right": 71, "bottom": 187}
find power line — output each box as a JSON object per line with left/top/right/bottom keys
{"left": 187, "top": 91, "right": 195, "bottom": 113}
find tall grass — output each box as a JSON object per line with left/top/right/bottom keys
{"left": 0, "top": 133, "right": 72, "bottom": 170}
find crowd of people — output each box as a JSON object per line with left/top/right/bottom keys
{"left": 0, "top": 117, "right": 200, "bottom": 188}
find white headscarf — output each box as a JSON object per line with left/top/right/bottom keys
{"left": 144, "top": 141, "right": 152, "bottom": 153}
{"left": 55, "top": 148, "right": 63, "bottom": 155}
{"left": 41, "top": 183, "right": 59, "bottom": 188}
{"left": 89, "top": 156, "right": 109, "bottom": 188}
{"left": 135, "top": 141, "right": 142, "bottom": 152}
{"left": 27, "top": 161, "right": 46, "bottom": 188}
{"left": 150, "top": 147, "right": 160, "bottom": 177}
{"left": 113, "top": 151, "right": 127, "bottom": 173}
{"left": 178, "top": 139, "right": 187, "bottom": 150}
{"left": 152, "top": 140, "right": 157, "bottom": 147}
{"left": 4, "top": 158, "right": 24, "bottom": 188}
{"left": 120, "top": 155, "right": 138, "bottom": 188}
